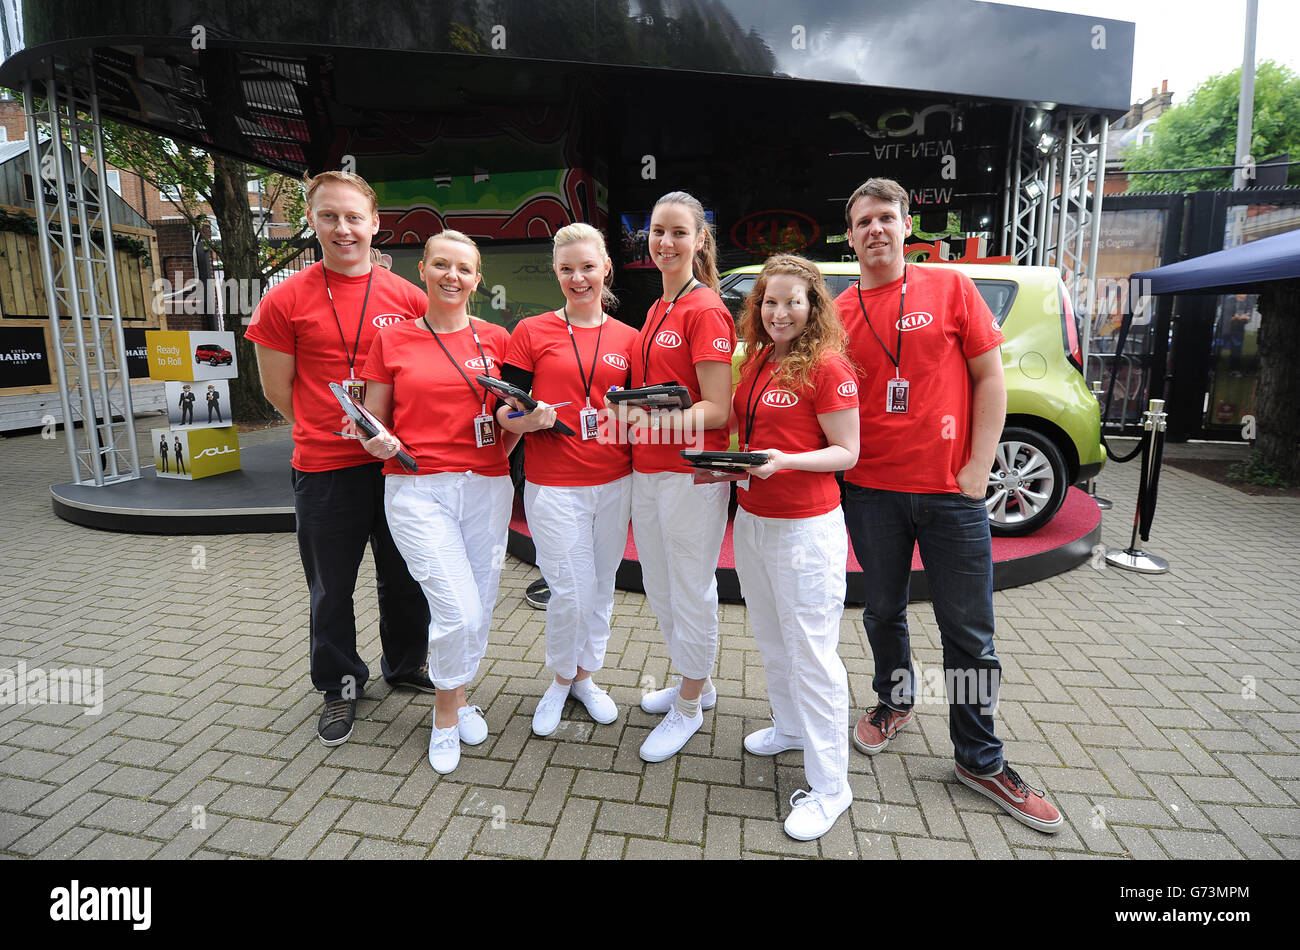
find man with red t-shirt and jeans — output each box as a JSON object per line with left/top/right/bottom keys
{"left": 247, "top": 171, "right": 432, "bottom": 747}
{"left": 836, "top": 178, "right": 1062, "bottom": 833}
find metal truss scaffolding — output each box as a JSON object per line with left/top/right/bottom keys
{"left": 23, "top": 54, "right": 140, "bottom": 486}
{"left": 1002, "top": 106, "right": 1110, "bottom": 368}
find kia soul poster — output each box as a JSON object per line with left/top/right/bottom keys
{"left": 152, "top": 425, "right": 241, "bottom": 480}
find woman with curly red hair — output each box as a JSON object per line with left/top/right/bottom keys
{"left": 733, "top": 254, "right": 860, "bottom": 841}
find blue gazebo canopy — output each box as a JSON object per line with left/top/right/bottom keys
{"left": 1133, "top": 228, "right": 1300, "bottom": 296}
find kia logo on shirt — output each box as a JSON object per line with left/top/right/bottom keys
{"left": 603, "top": 353, "right": 629, "bottom": 370}
{"left": 712, "top": 337, "right": 732, "bottom": 353}
{"left": 992, "top": 318, "right": 1001, "bottom": 332}
{"left": 464, "top": 356, "right": 494, "bottom": 370}
{"left": 761, "top": 389, "right": 799, "bottom": 408}
{"left": 372, "top": 314, "right": 409, "bottom": 328}
{"left": 655, "top": 330, "right": 682, "bottom": 348}
{"left": 896, "top": 311, "right": 934, "bottom": 331}
{"left": 837, "top": 381, "right": 858, "bottom": 397}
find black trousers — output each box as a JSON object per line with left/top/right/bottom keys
{"left": 292, "top": 461, "right": 430, "bottom": 696}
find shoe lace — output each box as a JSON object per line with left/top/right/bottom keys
{"left": 1000, "top": 764, "right": 1044, "bottom": 798}
{"left": 459, "top": 705, "right": 483, "bottom": 720}
{"left": 321, "top": 699, "right": 352, "bottom": 727}
{"left": 430, "top": 725, "right": 458, "bottom": 749}
{"left": 867, "top": 703, "right": 894, "bottom": 729}
{"left": 789, "top": 789, "right": 826, "bottom": 816}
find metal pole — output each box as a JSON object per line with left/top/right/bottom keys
{"left": 1232, "top": 0, "right": 1258, "bottom": 190}
{"left": 23, "top": 75, "right": 80, "bottom": 485}
{"left": 1082, "top": 116, "right": 1109, "bottom": 376}
{"left": 1106, "top": 398, "right": 1170, "bottom": 573}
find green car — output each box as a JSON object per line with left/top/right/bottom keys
{"left": 718, "top": 262, "right": 1105, "bottom": 536}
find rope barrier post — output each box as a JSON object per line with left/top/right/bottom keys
{"left": 1088, "top": 378, "right": 1113, "bottom": 509}
{"left": 1106, "top": 398, "right": 1170, "bottom": 574}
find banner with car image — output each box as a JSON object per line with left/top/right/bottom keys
{"left": 145, "top": 330, "right": 239, "bottom": 381}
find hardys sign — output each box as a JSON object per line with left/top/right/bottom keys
{"left": 0, "top": 327, "right": 52, "bottom": 388}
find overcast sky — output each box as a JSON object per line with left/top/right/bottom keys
{"left": 995, "top": 0, "right": 1300, "bottom": 105}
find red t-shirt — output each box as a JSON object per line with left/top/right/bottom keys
{"left": 361, "top": 317, "right": 511, "bottom": 478}
{"left": 504, "top": 311, "right": 638, "bottom": 487}
{"left": 733, "top": 352, "right": 859, "bottom": 519}
{"left": 834, "top": 265, "right": 1004, "bottom": 493}
{"left": 246, "top": 262, "right": 427, "bottom": 472}
{"left": 627, "top": 286, "right": 736, "bottom": 474}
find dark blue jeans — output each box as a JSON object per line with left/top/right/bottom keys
{"left": 843, "top": 484, "right": 1003, "bottom": 774}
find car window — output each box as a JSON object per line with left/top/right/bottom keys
{"left": 972, "top": 280, "right": 1018, "bottom": 325}
{"left": 825, "top": 275, "right": 857, "bottom": 298}
{"left": 720, "top": 276, "right": 756, "bottom": 319}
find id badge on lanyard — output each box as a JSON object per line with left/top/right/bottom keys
{"left": 886, "top": 376, "right": 909, "bottom": 413}
{"left": 579, "top": 406, "right": 600, "bottom": 441}
{"left": 474, "top": 410, "right": 496, "bottom": 448}
{"left": 342, "top": 378, "right": 366, "bottom": 403}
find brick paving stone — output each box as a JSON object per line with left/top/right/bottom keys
{"left": 472, "top": 821, "right": 551, "bottom": 859}
{"left": 1235, "top": 806, "right": 1300, "bottom": 836}
{"left": 546, "top": 798, "right": 598, "bottom": 860}
{"left": 573, "top": 769, "right": 640, "bottom": 802}
{"left": 667, "top": 781, "right": 706, "bottom": 844}
{"left": 309, "top": 831, "right": 359, "bottom": 859}
{"left": 898, "top": 836, "right": 976, "bottom": 860}
{"left": 206, "top": 816, "right": 292, "bottom": 857}
{"left": 74, "top": 831, "right": 162, "bottom": 860}
{"left": 915, "top": 780, "right": 966, "bottom": 839}
{"left": 741, "top": 817, "right": 818, "bottom": 857}
{"left": 83, "top": 796, "right": 167, "bottom": 835}
{"left": 638, "top": 759, "right": 676, "bottom": 806}
{"left": 351, "top": 838, "right": 428, "bottom": 859}
{"left": 584, "top": 833, "right": 626, "bottom": 859}
{"left": 626, "top": 838, "right": 703, "bottom": 859}
{"left": 209, "top": 784, "right": 289, "bottom": 819}
{"left": 1201, "top": 805, "right": 1284, "bottom": 860}
{"left": 1151, "top": 828, "right": 1244, "bottom": 860}
{"left": 334, "top": 800, "right": 415, "bottom": 838}
{"left": 855, "top": 831, "right": 899, "bottom": 859}
{"left": 594, "top": 801, "right": 668, "bottom": 838}
{"left": 703, "top": 813, "right": 742, "bottom": 860}
{"left": 707, "top": 784, "right": 776, "bottom": 819}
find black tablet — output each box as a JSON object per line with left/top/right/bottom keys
{"left": 330, "top": 382, "right": 419, "bottom": 473}
{"left": 475, "top": 375, "right": 576, "bottom": 437}
{"left": 606, "top": 384, "right": 693, "bottom": 410}
{"left": 681, "top": 449, "right": 771, "bottom": 468}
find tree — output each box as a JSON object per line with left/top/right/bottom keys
{"left": 1252, "top": 278, "right": 1300, "bottom": 483}
{"left": 1123, "top": 61, "right": 1300, "bottom": 193}
{"left": 99, "top": 122, "right": 309, "bottom": 423}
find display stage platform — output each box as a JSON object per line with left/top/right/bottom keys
{"left": 510, "top": 486, "right": 1102, "bottom": 605}
{"left": 52, "top": 438, "right": 1102, "bottom": 602}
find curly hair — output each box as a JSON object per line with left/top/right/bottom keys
{"left": 738, "top": 255, "right": 847, "bottom": 394}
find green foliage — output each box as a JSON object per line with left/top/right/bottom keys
{"left": 1123, "top": 61, "right": 1300, "bottom": 193}
{"left": 1228, "top": 450, "right": 1292, "bottom": 487}
{"left": 0, "top": 207, "right": 149, "bottom": 260}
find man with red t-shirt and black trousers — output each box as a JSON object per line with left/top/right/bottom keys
{"left": 247, "top": 171, "right": 433, "bottom": 747}
{"left": 836, "top": 178, "right": 1062, "bottom": 833}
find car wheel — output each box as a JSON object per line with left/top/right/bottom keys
{"left": 985, "top": 426, "right": 1068, "bottom": 537}
{"left": 210, "top": 357, "right": 219, "bottom": 366}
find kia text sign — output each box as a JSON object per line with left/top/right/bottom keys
{"left": 731, "top": 210, "right": 820, "bottom": 256}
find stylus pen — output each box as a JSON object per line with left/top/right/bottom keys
{"left": 332, "top": 431, "right": 363, "bottom": 440}
{"left": 508, "top": 401, "right": 572, "bottom": 419}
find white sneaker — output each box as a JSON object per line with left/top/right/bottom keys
{"left": 638, "top": 708, "right": 703, "bottom": 762}
{"left": 532, "top": 683, "right": 569, "bottom": 737}
{"left": 783, "top": 786, "right": 853, "bottom": 841}
{"left": 457, "top": 705, "right": 488, "bottom": 746}
{"left": 639, "top": 681, "right": 717, "bottom": 715}
{"left": 569, "top": 680, "right": 619, "bottom": 724}
{"left": 743, "top": 726, "right": 804, "bottom": 756}
{"left": 428, "top": 722, "right": 461, "bottom": 774}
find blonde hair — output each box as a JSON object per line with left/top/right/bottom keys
{"left": 422, "top": 229, "right": 482, "bottom": 274}
{"left": 652, "top": 191, "right": 719, "bottom": 293}
{"left": 738, "top": 255, "right": 846, "bottom": 394}
{"left": 553, "top": 222, "right": 617, "bottom": 310}
{"left": 303, "top": 170, "right": 378, "bottom": 215}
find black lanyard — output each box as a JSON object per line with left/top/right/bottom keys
{"left": 423, "top": 317, "right": 492, "bottom": 413}
{"left": 562, "top": 308, "right": 605, "bottom": 407}
{"left": 639, "top": 278, "right": 696, "bottom": 386}
{"left": 741, "top": 348, "right": 780, "bottom": 451}
{"left": 855, "top": 264, "right": 907, "bottom": 379}
{"left": 321, "top": 262, "right": 373, "bottom": 377}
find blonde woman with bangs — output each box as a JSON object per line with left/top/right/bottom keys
{"left": 731, "top": 254, "right": 861, "bottom": 841}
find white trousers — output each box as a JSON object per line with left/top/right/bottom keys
{"left": 384, "top": 471, "right": 513, "bottom": 690}
{"left": 524, "top": 476, "right": 632, "bottom": 679}
{"left": 733, "top": 506, "right": 850, "bottom": 796}
{"left": 630, "top": 471, "right": 729, "bottom": 680}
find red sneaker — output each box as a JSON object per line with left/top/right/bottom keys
{"left": 955, "top": 762, "right": 1063, "bottom": 833}
{"left": 852, "top": 703, "right": 914, "bottom": 755}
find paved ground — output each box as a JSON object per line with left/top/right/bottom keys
{"left": 1, "top": 423, "right": 1297, "bottom": 859}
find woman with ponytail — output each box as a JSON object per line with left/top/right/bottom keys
{"left": 497, "top": 223, "right": 639, "bottom": 737}
{"left": 608, "top": 191, "right": 737, "bottom": 763}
